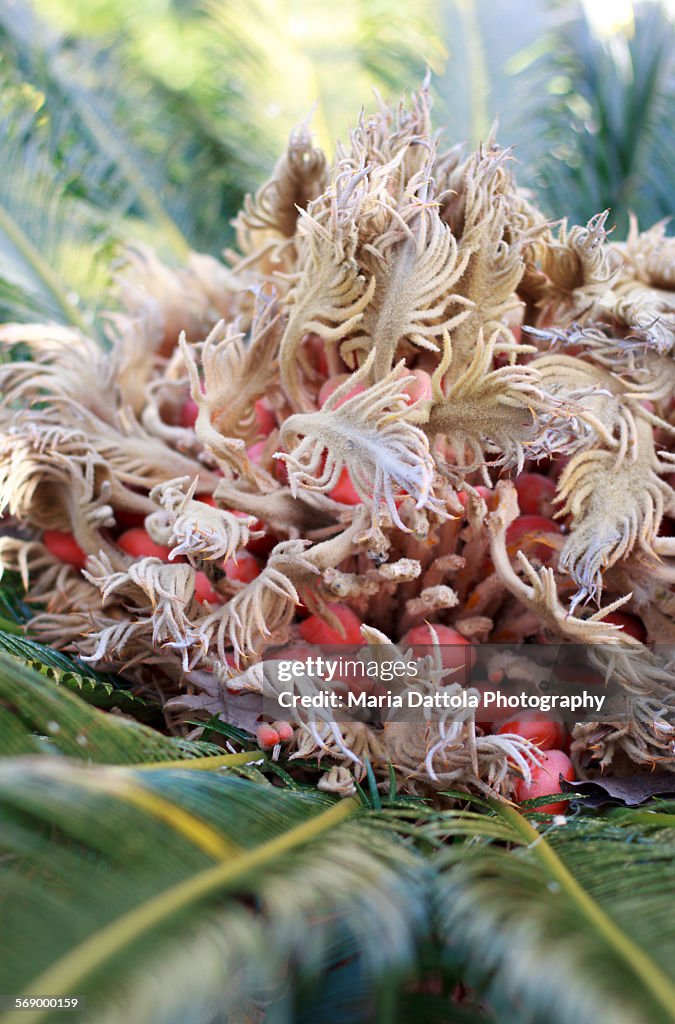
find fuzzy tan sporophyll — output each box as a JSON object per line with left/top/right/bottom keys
{"left": 1, "top": 85, "right": 674, "bottom": 800}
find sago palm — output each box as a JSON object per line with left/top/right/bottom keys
{"left": 0, "top": 3, "right": 674, "bottom": 1023}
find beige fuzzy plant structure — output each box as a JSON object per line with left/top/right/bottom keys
{"left": 1, "top": 85, "right": 674, "bottom": 799}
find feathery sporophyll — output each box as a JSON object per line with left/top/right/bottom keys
{"left": 1, "top": 84, "right": 674, "bottom": 800}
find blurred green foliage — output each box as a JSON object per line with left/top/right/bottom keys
{"left": 25, "top": 0, "right": 446, "bottom": 196}
{"left": 512, "top": 1, "right": 674, "bottom": 231}
{"left": 0, "top": 0, "right": 671, "bottom": 322}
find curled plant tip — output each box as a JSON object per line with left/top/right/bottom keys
{"left": 441, "top": 145, "right": 529, "bottom": 373}
{"left": 78, "top": 617, "right": 156, "bottom": 669}
{"left": 0, "top": 537, "right": 58, "bottom": 591}
{"left": 352, "top": 177, "right": 474, "bottom": 380}
{"left": 234, "top": 121, "right": 328, "bottom": 254}
{"left": 278, "top": 204, "right": 376, "bottom": 411}
{"left": 199, "top": 540, "right": 319, "bottom": 665}
{"left": 538, "top": 210, "right": 617, "bottom": 321}
{"left": 614, "top": 216, "right": 675, "bottom": 291}
{"left": 1, "top": 82, "right": 674, "bottom": 798}
{"left": 83, "top": 555, "right": 205, "bottom": 670}
{"left": 178, "top": 327, "right": 250, "bottom": 473}
{"left": 318, "top": 765, "right": 357, "bottom": 797}
{"left": 427, "top": 329, "right": 594, "bottom": 481}
{"left": 554, "top": 420, "right": 670, "bottom": 607}
{"left": 486, "top": 482, "right": 623, "bottom": 641}
{"left": 149, "top": 477, "right": 261, "bottom": 563}
{"left": 278, "top": 351, "right": 443, "bottom": 529}
{"left": 202, "top": 293, "right": 281, "bottom": 442}
{"left": 0, "top": 324, "right": 119, "bottom": 422}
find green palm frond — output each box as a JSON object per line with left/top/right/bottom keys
{"left": 3, "top": 762, "right": 675, "bottom": 1024}
{"left": 512, "top": 1, "right": 675, "bottom": 230}
{"left": 0, "top": 0, "right": 247, "bottom": 324}
{"left": 0, "top": 764, "right": 433, "bottom": 1024}
{"left": 0, "top": 90, "right": 104, "bottom": 330}
{"left": 0, "top": 570, "right": 32, "bottom": 628}
{"left": 0, "top": 3, "right": 191, "bottom": 257}
{"left": 431, "top": 797, "right": 675, "bottom": 1024}
{"left": 28, "top": 0, "right": 448, "bottom": 238}
{"left": 432, "top": 0, "right": 553, "bottom": 149}
{"left": 0, "top": 653, "right": 226, "bottom": 763}
{"left": 0, "top": 628, "right": 162, "bottom": 720}
{"left": 433, "top": 1, "right": 674, "bottom": 232}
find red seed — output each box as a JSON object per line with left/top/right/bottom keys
{"left": 457, "top": 486, "right": 493, "bottom": 510}
{"left": 304, "top": 334, "right": 329, "bottom": 378}
{"left": 197, "top": 494, "right": 217, "bottom": 507}
{"left": 299, "top": 604, "right": 364, "bottom": 645}
{"left": 223, "top": 551, "right": 262, "bottom": 584}
{"left": 254, "top": 398, "right": 277, "bottom": 436}
{"left": 247, "top": 441, "right": 267, "bottom": 466}
{"left": 274, "top": 455, "right": 289, "bottom": 486}
{"left": 118, "top": 528, "right": 173, "bottom": 561}
{"left": 329, "top": 467, "right": 361, "bottom": 505}
{"left": 193, "top": 571, "right": 224, "bottom": 605}
{"left": 514, "top": 472, "right": 557, "bottom": 517}
{"left": 115, "top": 509, "right": 147, "bottom": 529}
{"left": 507, "top": 515, "right": 562, "bottom": 542}
{"left": 603, "top": 612, "right": 647, "bottom": 643}
{"left": 506, "top": 515, "right": 563, "bottom": 562}
{"left": 274, "top": 720, "right": 294, "bottom": 743}
{"left": 180, "top": 397, "right": 199, "bottom": 428}
{"left": 402, "top": 369, "right": 433, "bottom": 404}
{"left": 43, "top": 530, "right": 87, "bottom": 570}
{"left": 256, "top": 723, "right": 280, "bottom": 749}
{"left": 471, "top": 680, "right": 511, "bottom": 730}
{"left": 400, "top": 624, "right": 476, "bottom": 684}
{"left": 514, "top": 749, "right": 575, "bottom": 814}
{"left": 497, "top": 714, "right": 565, "bottom": 750}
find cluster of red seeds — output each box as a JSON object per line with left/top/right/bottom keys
{"left": 41, "top": 337, "right": 651, "bottom": 811}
